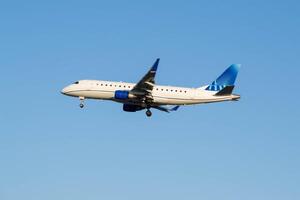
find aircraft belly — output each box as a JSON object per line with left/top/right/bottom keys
{"left": 152, "top": 95, "right": 233, "bottom": 105}
{"left": 153, "top": 96, "right": 199, "bottom": 105}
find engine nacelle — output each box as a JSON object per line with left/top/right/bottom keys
{"left": 123, "top": 104, "right": 144, "bottom": 112}
{"left": 114, "top": 90, "right": 135, "bottom": 100}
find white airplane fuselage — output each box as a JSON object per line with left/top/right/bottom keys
{"left": 61, "top": 80, "right": 240, "bottom": 106}
{"left": 61, "top": 59, "right": 241, "bottom": 117}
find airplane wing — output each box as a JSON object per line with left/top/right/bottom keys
{"left": 130, "top": 58, "right": 160, "bottom": 98}
{"left": 152, "top": 105, "right": 180, "bottom": 113}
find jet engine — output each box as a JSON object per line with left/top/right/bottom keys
{"left": 114, "top": 90, "right": 135, "bottom": 100}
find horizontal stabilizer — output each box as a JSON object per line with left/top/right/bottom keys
{"left": 214, "top": 86, "right": 235, "bottom": 96}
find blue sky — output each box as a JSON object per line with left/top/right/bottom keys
{"left": 1, "top": 0, "right": 299, "bottom": 199}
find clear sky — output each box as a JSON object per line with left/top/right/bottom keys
{"left": 1, "top": 1, "right": 299, "bottom": 200}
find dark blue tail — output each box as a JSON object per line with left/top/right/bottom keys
{"left": 206, "top": 64, "right": 240, "bottom": 91}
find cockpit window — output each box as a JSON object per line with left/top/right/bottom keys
{"left": 74, "top": 81, "right": 79, "bottom": 84}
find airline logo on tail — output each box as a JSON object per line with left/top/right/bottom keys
{"left": 206, "top": 64, "right": 241, "bottom": 91}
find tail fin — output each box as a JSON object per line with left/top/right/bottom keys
{"left": 206, "top": 64, "right": 240, "bottom": 91}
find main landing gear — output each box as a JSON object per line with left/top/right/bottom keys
{"left": 79, "top": 97, "right": 85, "bottom": 108}
{"left": 146, "top": 109, "right": 152, "bottom": 117}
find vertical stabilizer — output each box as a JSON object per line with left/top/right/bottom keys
{"left": 206, "top": 64, "right": 240, "bottom": 91}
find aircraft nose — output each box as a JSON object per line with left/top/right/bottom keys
{"left": 61, "top": 87, "right": 68, "bottom": 95}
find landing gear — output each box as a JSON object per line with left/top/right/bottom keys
{"left": 79, "top": 97, "right": 85, "bottom": 109}
{"left": 146, "top": 109, "right": 152, "bottom": 117}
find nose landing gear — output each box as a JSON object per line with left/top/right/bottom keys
{"left": 146, "top": 109, "right": 152, "bottom": 117}
{"left": 79, "top": 97, "right": 85, "bottom": 108}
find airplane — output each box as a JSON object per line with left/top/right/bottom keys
{"left": 61, "top": 59, "right": 241, "bottom": 117}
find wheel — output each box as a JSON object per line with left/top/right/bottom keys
{"left": 146, "top": 109, "right": 152, "bottom": 117}
{"left": 79, "top": 97, "right": 85, "bottom": 108}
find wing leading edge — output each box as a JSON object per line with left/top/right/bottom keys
{"left": 129, "top": 58, "right": 180, "bottom": 115}
{"left": 130, "top": 58, "right": 159, "bottom": 96}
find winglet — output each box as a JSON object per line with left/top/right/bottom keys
{"left": 170, "top": 106, "right": 180, "bottom": 111}
{"left": 152, "top": 105, "right": 180, "bottom": 113}
{"left": 151, "top": 58, "right": 160, "bottom": 72}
